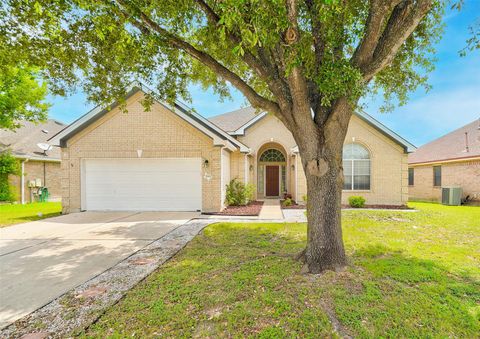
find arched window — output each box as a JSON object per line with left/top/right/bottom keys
{"left": 259, "top": 149, "right": 285, "bottom": 162}
{"left": 342, "top": 143, "right": 370, "bottom": 190}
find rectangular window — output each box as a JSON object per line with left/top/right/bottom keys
{"left": 281, "top": 165, "right": 286, "bottom": 193}
{"left": 353, "top": 159, "right": 370, "bottom": 190}
{"left": 433, "top": 166, "right": 441, "bottom": 187}
{"left": 343, "top": 159, "right": 370, "bottom": 190}
{"left": 408, "top": 168, "right": 414, "bottom": 186}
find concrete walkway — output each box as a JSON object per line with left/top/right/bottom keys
{"left": 258, "top": 199, "right": 284, "bottom": 219}
{"left": 0, "top": 211, "right": 199, "bottom": 329}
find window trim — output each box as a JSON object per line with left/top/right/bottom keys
{"left": 342, "top": 143, "right": 371, "bottom": 191}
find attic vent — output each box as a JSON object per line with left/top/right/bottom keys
{"left": 41, "top": 129, "right": 49, "bottom": 134}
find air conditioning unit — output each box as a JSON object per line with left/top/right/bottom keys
{"left": 441, "top": 187, "right": 463, "bottom": 206}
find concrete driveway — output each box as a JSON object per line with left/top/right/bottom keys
{"left": 0, "top": 211, "right": 199, "bottom": 329}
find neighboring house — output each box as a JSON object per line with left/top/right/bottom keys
{"left": 409, "top": 119, "right": 480, "bottom": 202}
{"left": 50, "top": 83, "right": 415, "bottom": 214}
{"left": 0, "top": 120, "right": 66, "bottom": 203}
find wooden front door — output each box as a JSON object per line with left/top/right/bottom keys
{"left": 265, "top": 166, "right": 279, "bottom": 196}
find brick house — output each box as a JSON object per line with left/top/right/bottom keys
{"left": 408, "top": 118, "right": 480, "bottom": 202}
{"left": 50, "top": 83, "right": 415, "bottom": 214}
{"left": 0, "top": 120, "right": 65, "bottom": 203}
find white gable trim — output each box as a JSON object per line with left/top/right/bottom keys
{"left": 230, "top": 112, "right": 267, "bottom": 136}
{"left": 49, "top": 82, "right": 249, "bottom": 153}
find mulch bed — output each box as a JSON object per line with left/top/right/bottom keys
{"left": 281, "top": 201, "right": 306, "bottom": 209}
{"left": 204, "top": 201, "right": 264, "bottom": 216}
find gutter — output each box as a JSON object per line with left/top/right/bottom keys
{"left": 409, "top": 155, "right": 480, "bottom": 166}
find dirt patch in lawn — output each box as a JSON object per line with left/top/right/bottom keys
{"left": 204, "top": 201, "right": 264, "bottom": 216}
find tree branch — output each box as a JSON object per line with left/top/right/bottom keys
{"left": 285, "top": 0, "right": 312, "bottom": 128}
{"left": 194, "top": 0, "right": 294, "bottom": 119}
{"left": 113, "top": 0, "right": 281, "bottom": 116}
{"left": 352, "top": 0, "right": 433, "bottom": 81}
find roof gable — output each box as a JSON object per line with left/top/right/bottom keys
{"left": 49, "top": 83, "right": 249, "bottom": 152}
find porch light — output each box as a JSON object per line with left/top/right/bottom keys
{"left": 203, "top": 159, "right": 209, "bottom": 168}
{"left": 291, "top": 164, "right": 295, "bottom": 170}
{"left": 249, "top": 165, "right": 254, "bottom": 171}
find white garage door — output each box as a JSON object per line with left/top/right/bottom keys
{"left": 83, "top": 158, "right": 202, "bottom": 211}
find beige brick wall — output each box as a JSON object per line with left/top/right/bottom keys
{"left": 8, "top": 160, "right": 62, "bottom": 203}
{"left": 227, "top": 112, "right": 408, "bottom": 206}
{"left": 295, "top": 115, "right": 409, "bottom": 206}
{"left": 409, "top": 159, "right": 480, "bottom": 201}
{"left": 229, "top": 151, "right": 246, "bottom": 183}
{"left": 62, "top": 92, "right": 222, "bottom": 213}
{"left": 238, "top": 114, "right": 297, "bottom": 198}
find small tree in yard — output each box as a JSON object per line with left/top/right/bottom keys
{"left": 0, "top": 34, "right": 49, "bottom": 130}
{"left": 1, "top": 0, "right": 443, "bottom": 273}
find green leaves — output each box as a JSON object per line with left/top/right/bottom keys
{"left": 0, "top": 66, "right": 49, "bottom": 130}
{"left": 0, "top": 0, "right": 444, "bottom": 115}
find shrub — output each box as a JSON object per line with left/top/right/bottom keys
{"left": 283, "top": 198, "right": 293, "bottom": 207}
{"left": 0, "top": 151, "right": 20, "bottom": 202}
{"left": 244, "top": 183, "right": 255, "bottom": 204}
{"left": 348, "top": 196, "right": 366, "bottom": 208}
{"left": 225, "top": 178, "right": 255, "bottom": 206}
{"left": 302, "top": 194, "right": 308, "bottom": 202}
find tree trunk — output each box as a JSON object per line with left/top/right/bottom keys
{"left": 302, "top": 153, "right": 347, "bottom": 273}
{"left": 293, "top": 101, "right": 351, "bottom": 274}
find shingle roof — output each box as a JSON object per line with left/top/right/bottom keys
{"left": 0, "top": 120, "right": 66, "bottom": 161}
{"left": 209, "top": 106, "right": 416, "bottom": 153}
{"left": 409, "top": 118, "right": 480, "bottom": 164}
{"left": 208, "top": 107, "right": 258, "bottom": 132}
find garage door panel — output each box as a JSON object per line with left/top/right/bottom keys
{"left": 84, "top": 159, "right": 201, "bottom": 211}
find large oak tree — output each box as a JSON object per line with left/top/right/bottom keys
{"left": 1, "top": 0, "right": 443, "bottom": 273}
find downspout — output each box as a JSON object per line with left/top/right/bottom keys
{"left": 43, "top": 162, "right": 46, "bottom": 187}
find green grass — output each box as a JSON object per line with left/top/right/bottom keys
{"left": 0, "top": 202, "right": 62, "bottom": 227}
{"left": 84, "top": 202, "right": 480, "bottom": 338}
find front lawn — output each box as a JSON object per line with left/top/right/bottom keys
{"left": 0, "top": 202, "right": 62, "bottom": 227}
{"left": 85, "top": 202, "right": 480, "bottom": 337}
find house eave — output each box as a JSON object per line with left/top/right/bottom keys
{"left": 49, "top": 82, "right": 250, "bottom": 153}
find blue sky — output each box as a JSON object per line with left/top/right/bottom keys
{"left": 48, "top": 2, "right": 480, "bottom": 147}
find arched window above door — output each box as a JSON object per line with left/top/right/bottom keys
{"left": 259, "top": 149, "right": 285, "bottom": 162}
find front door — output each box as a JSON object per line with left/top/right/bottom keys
{"left": 265, "top": 165, "right": 279, "bottom": 196}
